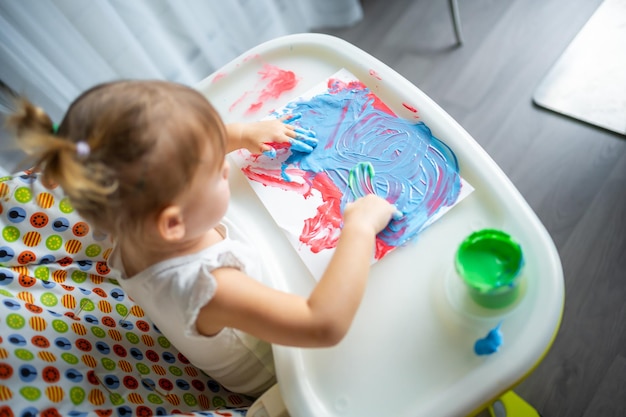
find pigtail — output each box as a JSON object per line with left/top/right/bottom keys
{"left": 1, "top": 81, "right": 56, "bottom": 158}
{"left": 6, "top": 101, "right": 54, "bottom": 138}
{"left": 2, "top": 84, "right": 117, "bottom": 217}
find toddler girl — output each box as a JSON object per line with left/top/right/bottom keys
{"left": 6, "top": 80, "right": 396, "bottom": 396}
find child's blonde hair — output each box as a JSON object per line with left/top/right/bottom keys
{"left": 5, "top": 80, "right": 227, "bottom": 237}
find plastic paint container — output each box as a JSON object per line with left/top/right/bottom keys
{"left": 455, "top": 229, "right": 524, "bottom": 309}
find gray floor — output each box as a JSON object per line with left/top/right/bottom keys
{"left": 318, "top": 0, "right": 626, "bottom": 416}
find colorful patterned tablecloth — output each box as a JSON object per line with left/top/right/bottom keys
{"left": 0, "top": 171, "right": 250, "bottom": 417}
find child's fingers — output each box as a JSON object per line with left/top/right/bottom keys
{"left": 281, "top": 114, "right": 317, "bottom": 149}
{"left": 261, "top": 144, "right": 277, "bottom": 158}
{"left": 289, "top": 138, "right": 314, "bottom": 153}
{"left": 281, "top": 113, "right": 302, "bottom": 124}
{"left": 258, "top": 115, "right": 317, "bottom": 155}
{"left": 283, "top": 127, "right": 317, "bottom": 148}
{"left": 295, "top": 134, "right": 318, "bottom": 148}
{"left": 293, "top": 126, "right": 316, "bottom": 138}
{"left": 283, "top": 124, "right": 297, "bottom": 138}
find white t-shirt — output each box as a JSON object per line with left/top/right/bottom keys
{"left": 109, "top": 219, "right": 275, "bottom": 396}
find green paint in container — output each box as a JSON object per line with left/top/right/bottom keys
{"left": 455, "top": 229, "right": 524, "bottom": 309}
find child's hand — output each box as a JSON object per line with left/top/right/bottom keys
{"left": 239, "top": 118, "right": 293, "bottom": 154}
{"left": 234, "top": 115, "right": 318, "bottom": 157}
{"left": 342, "top": 194, "right": 398, "bottom": 236}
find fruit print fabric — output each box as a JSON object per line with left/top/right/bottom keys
{"left": 0, "top": 172, "right": 249, "bottom": 416}
{"left": 0, "top": 172, "right": 111, "bottom": 271}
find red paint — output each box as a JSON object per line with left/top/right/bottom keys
{"left": 258, "top": 141, "right": 291, "bottom": 155}
{"left": 259, "top": 64, "right": 298, "bottom": 100}
{"left": 375, "top": 239, "right": 395, "bottom": 260}
{"left": 369, "top": 69, "right": 382, "bottom": 80}
{"left": 247, "top": 102, "right": 264, "bottom": 113}
{"left": 327, "top": 78, "right": 394, "bottom": 115}
{"left": 402, "top": 103, "right": 418, "bottom": 113}
{"left": 229, "top": 64, "right": 299, "bottom": 115}
{"left": 299, "top": 172, "right": 343, "bottom": 253}
{"left": 367, "top": 91, "right": 395, "bottom": 115}
{"left": 426, "top": 163, "right": 448, "bottom": 215}
{"left": 302, "top": 171, "right": 397, "bottom": 259}
{"left": 243, "top": 54, "right": 261, "bottom": 62}
{"left": 247, "top": 65, "right": 299, "bottom": 115}
{"left": 211, "top": 72, "right": 227, "bottom": 83}
{"left": 327, "top": 78, "right": 361, "bottom": 92}
{"left": 240, "top": 165, "right": 344, "bottom": 253}
{"left": 325, "top": 101, "right": 351, "bottom": 151}
{"left": 241, "top": 166, "right": 312, "bottom": 197}
{"left": 229, "top": 91, "right": 251, "bottom": 113}
{"left": 242, "top": 164, "right": 394, "bottom": 259}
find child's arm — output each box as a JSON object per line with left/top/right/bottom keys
{"left": 196, "top": 194, "right": 397, "bottom": 347}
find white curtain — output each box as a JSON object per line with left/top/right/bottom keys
{"left": 0, "top": 0, "right": 363, "bottom": 120}
{"left": 0, "top": 0, "right": 363, "bottom": 174}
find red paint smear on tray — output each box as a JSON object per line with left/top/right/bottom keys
{"left": 402, "top": 103, "right": 418, "bottom": 113}
{"left": 229, "top": 64, "right": 299, "bottom": 115}
{"left": 255, "top": 65, "right": 298, "bottom": 100}
{"left": 244, "top": 54, "right": 261, "bottom": 62}
{"left": 212, "top": 72, "right": 227, "bottom": 83}
{"left": 229, "top": 91, "right": 252, "bottom": 113}
{"left": 369, "top": 69, "right": 382, "bottom": 80}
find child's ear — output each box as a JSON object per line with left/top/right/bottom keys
{"left": 157, "top": 205, "right": 186, "bottom": 241}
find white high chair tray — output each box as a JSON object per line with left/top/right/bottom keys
{"left": 196, "top": 34, "right": 564, "bottom": 417}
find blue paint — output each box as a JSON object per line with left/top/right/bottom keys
{"left": 284, "top": 112, "right": 302, "bottom": 123}
{"left": 295, "top": 134, "right": 318, "bottom": 148}
{"left": 269, "top": 78, "right": 462, "bottom": 248}
{"left": 294, "top": 126, "right": 317, "bottom": 138}
{"left": 474, "top": 322, "right": 503, "bottom": 355}
{"left": 288, "top": 138, "right": 314, "bottom": 153}
{"left": 263, "top": 148, "right": 277, "bottom": 158}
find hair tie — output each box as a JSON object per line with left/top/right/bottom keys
{"left": 75, "top": 141, "right": 91, "bottom": 159}
{"left": 52, "top": 123, "right": 59, "bottom": 135}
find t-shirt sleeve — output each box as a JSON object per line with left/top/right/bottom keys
{"left": 183, "top": 264, "right": 218, "bottom": 338}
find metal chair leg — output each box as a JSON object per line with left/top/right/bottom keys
{"left": 448, "top": 0, "right": 464, "bottom": 45}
